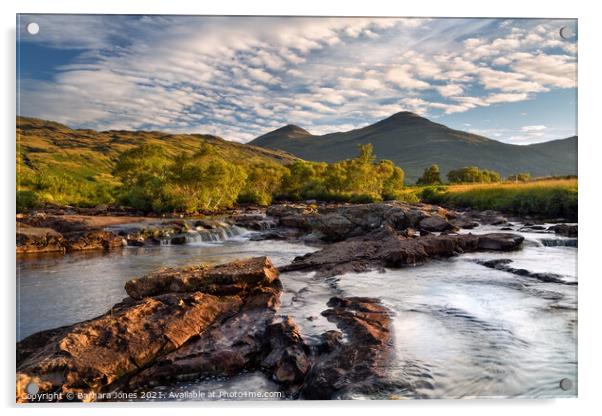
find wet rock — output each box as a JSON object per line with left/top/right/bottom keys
{"left": 268, "top": 202, "right": 440, "bottom": 242}
{"left": 539, "top": 238, "right": 578, "bottom": 248}
{"left": 282, "top": 228, "right": 524, "bottom": 277}
{"left": 449, "top": 217, "right": 479, "bottom": 229}
{"left": 548, "top": 224, "right": 578, "bottom": 238}
{"left": 125, "top": 256, "right": 279, "bottom": 300}
{"left": 231, "top": 214, "right": 275, "bottom": 231}
{"left": 169, "top": 235, "right": 187, "bottom": 245}
{"left": 419, "top": 215, "right": 456, "bottom": 232}
{"left": 465, "top": 210, "right": 508, "bottom": 225}
{"left": 261, "top": 317, "right": 311, "bottom": 387}
{"left": 16, "top": 224, "right": 65, "bottom": 254}
{"left": 301, "top": 297, "right": 400, "bottom": 399}
{"left": 16, "top": 257, "right": 283, "bottom": 402}
{"left": 477, "top": 233, "right": 525, "bottom": 251}
{"left": 127, "top": 282, "right": 284, "bottom": 388}
{"left": 476, "top": 258, "right": 576, "bottom": 285}
{"left": 63, "top": 231, "right": 125, "bottom": 251}
{"left": 16, "top": 291, "right": 243, "bottom": 402}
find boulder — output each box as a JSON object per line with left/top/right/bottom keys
{"left": 17, "top": 291, "right": 243, "bottom": 402}
{"left": 125, "top": 256, "right": 279, "bottom": 299}
{"left": 548, "top": 224, "right": 578, "bottom": 237}
{"left": 16, "top": 257, "right": 283, "bottom": 402}
{"left": 282, "top": 228, "right": 524, "bottom": 277}
{"left": 419, "top": 215, "right": 455, "bottom": 232}
{"left": 16, "top": 225, "right": 65, "bottom": 254}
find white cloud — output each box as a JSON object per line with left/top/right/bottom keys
{"left": 18, "top": 16, "right": 577, "bottom": 143}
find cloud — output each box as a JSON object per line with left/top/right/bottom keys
{"left": 521, "top": 125, "right": 547, "bottom": 132}
{"left": 18, "top": 16, "right": 576, "bottom": 144}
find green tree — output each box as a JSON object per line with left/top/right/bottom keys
{"left": 113, "top": 144, "right": 172, "bottom": 212}
{"left": 507, "top": 172, "right": 531, "bottom": 182}
{"left": 238, "top": 163, "right": 287, "bottom": 205}
{"left": 416, "top": 164, "right": 442, "bottom": 185}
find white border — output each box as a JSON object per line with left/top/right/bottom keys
{"left": 2, "top": 1, "right": 601, "bottom": 415}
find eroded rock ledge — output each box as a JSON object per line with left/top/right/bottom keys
{"left": 281, "top": 227, "right": 524, "bottom": 277}
{"left": 16, "top": 256, "right": 398, "bottom": 402}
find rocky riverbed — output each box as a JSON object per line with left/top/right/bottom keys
{"left": 16, "top": 202, "right": 578, "bottom": 401}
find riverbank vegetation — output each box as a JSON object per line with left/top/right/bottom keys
{"left": 419, "top": 178, "right": 578, "bottom": 220}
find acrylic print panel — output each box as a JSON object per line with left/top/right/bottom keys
{"left": 16, "top": 15, "right": 578, "bottom": 402}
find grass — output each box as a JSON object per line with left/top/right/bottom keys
{"left": 418, "top": 178, "right": 577, "bottom": 221}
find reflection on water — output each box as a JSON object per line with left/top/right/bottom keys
{"left": 17, "top": 223, "right": 577, "bottom": 399}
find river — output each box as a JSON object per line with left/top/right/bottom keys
{"left": 16, "top": 222, "right": 577, "bottom": 399}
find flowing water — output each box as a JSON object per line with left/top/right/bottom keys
{"left": 16, "top": 221, "right": 577, "bottom": 399}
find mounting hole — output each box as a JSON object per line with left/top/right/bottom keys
{"left": 559, "top": 378, "right": 573, "bottom": 391}
{"left": 26, "top": 22, "right": 40, "bottom": 35}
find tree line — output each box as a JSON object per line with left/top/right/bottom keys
{"left": 112, "top": 142, "right": 406, "bottom": 213}
{"left": 416, "top": 164, "right": 531, "bottom": 185}
{"left": 17, "top": 141, "right": 536, "bottom": 213}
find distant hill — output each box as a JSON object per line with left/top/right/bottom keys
{"left": 250, "top": 112, "right": 577, "bottom": 182}
{"left": 17, "top": 116, "right": 298, "bottom": 182}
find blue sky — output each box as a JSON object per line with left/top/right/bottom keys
{"left": 17, "top": 15, "right": 577, "bottom": 144}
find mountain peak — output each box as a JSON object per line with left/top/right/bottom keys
{"left": 273, "top": 124, "right": 311, "bottom": 136}
{"left": 380, "top": 111, "right": 430, "bottom": 124}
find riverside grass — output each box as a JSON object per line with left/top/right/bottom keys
{"left": 419, "top": 179, "right": 577, "bottom": 221}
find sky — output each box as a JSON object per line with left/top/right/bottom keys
{"left": 17, "top": 15, "right": 577, "bottom": 145}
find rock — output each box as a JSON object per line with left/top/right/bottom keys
{"left": 548, "top": 224, "right": 578, "bottom": 237}
{"left": 419, "top": 215, "right": 455, "bottom": 232}
{"left": 125, "top": 256, "right": 279, "bottom": 299}
{"left": 282, "top": 228, "right": 524, "bottom": 277}
{"left": 466, "top": 210, "right": 508, "bottom": 225}
{"left": 231, "top": 214, "right": 275, "bottom": 231}
{"left": 63, "top": 231, "right": 125, "bottom": 251}
{"left": 301, "top": 297, "right": 401, "bottom": 399}
{"left": 127, "top": 280, "right": 284, "bottom": 388}
{"left": 261, "top": 317, "right": 311, "bottom": 387}
{"left": 16, "top": 224, "right": 65, "bottom": 254}
{"left": 476, "top": 258, "right": 576, "bottom": 285}
{"left": 169, "top": 235, "right": 187, "bottom": 245}
{"left": 477, "top": 233, "right": 525, "bottom": 251}
{"left": 16, "top": 257, "right": 283, "bottom": 402}
{"left": 16, "top": 291, "right": 243, "bottom": 402}
{"left": 449, "top": 217, "right": 479, "bottom": 229}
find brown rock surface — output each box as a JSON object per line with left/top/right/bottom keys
{"left": 282, "top": 228, "right": 524, "bottom": 277}
{"left": 125, "top": 256, "right": 279, "bottom": 299}
{"left": 16, "top": 257, "right": 281, "bottom": 402}
{"left": 301, "top": 297, "right": 399, "bottom": 399}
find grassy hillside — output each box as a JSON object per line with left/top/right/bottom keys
{"left": 250, "top": 112, "right": 578, "bottom": 182}
{"left": 419, "top": 178, "right": 577, "bottom": 221}
{"left": 17, "top": 116, "right": 298, "bottom": 208}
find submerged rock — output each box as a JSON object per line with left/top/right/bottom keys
{"left": 302, "top": 297, "right": 401, "bottom": 399}
{"left": 282, "top": 228, "right": 524, "bottom": 277}
{"left": 476, "top": 258, "right": 576, "bottom": 285}
{"left": 548, "top": 224, "right": 578, "bottom": 238}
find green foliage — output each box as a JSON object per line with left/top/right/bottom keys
{"left": 16, "top": 190, "right": 40, "bottom": 212}
{"left": 416, "top": 164, "right": 442, "bottom": 185}
{"left": 278, "top": 144, "right": 405, "bottom": 202}
{"left": 420, "top": 180, "right": 577, "bottom": 221}
{"left": 507, "top": 172, "right": 531, "bottom": 182}
{"left": 238, "top": 163, "right": 287, "bottom": 205}
{"left": 447, "top": 166, "right": 502, "bottom": 183}
{"left": 113, "top": 146, "right": 247, "bottom": 213}
{"left": 17, "top": 170, "right": 115, "bottom": 212}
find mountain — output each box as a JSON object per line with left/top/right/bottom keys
{"left": 250, "top": 112, "right": 578, "bottom": 182}
{"left": 17, "top": 116, "right": 298, "bottom": 181}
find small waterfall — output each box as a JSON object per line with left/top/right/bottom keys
{"left": 176, "top": 224, "right": 247, "bottom": 245}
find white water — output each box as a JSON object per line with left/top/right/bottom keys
{"left": 16, "top": 222, "right": 577, "bottom": 399}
